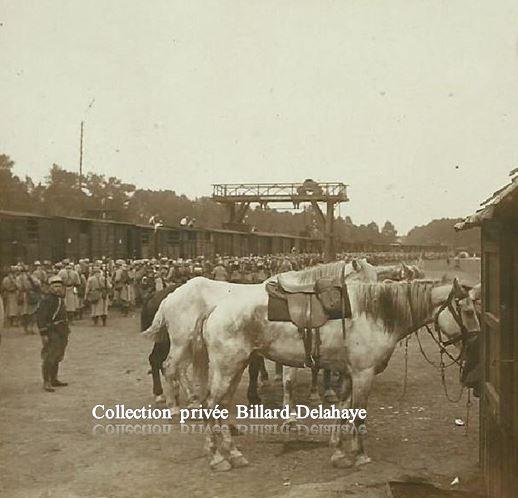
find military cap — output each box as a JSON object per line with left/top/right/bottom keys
{"left": 48, "top": 275, "right": 63, "bottom": 285}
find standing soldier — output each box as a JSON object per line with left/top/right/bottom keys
{"left": 36, "top": 275, "right": 70, "bottom": 392}
{"left": 76, "top": 263, "right": 88, "bottom": 320}
{"left": 33, "top": 261, "right": 48, "bottom": 294}
{"left": 85, "top": 265, "right": 111, "bottom": 326}
{"left": 279, "top": 257, "right": 293, "bottom": 273}
{"left": 58, "top": 262, "right": 80, "bottom": 321}
{"left": 212, "top": 259, "right": 228, "bottom": 282}
{"left": 113, "top": 262, "right": 130, "bottom": 316}
{"left": 1, "top": 266, "right": 20, "bottom": 327}
{"left": 17, "top": 265, "right": 41, "bottom": 334}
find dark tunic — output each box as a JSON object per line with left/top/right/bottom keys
{"left": 37, "top": 294, "right": 70, "bottom": 366}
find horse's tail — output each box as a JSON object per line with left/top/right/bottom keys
{"left": 192, "top": 307, "right": 215, "bottom": 402}
{"left": 141, "top": 301, "right": 166, "bottom": 341}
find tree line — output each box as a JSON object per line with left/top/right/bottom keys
{"left": 0, "top": 153, "right": 478, "bottom": 248}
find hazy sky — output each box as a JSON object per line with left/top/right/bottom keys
{"left": 1, "top": 1, "right": 518, "bottom": 233}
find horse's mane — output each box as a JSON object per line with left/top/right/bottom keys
{"left": 279, "top": 261, "right": 349, "bottom": 284}
{"left": 350, "top": 281, "right": 436, "bottom": 333}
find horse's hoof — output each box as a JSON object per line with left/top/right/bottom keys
{"left": 355, "top": 455, "right": 371, "bottom": 467}
{"left": 154, "top": 394, "right": 166, "bottom": 404}
{"left": 281, "top": 417, "right": 298, "bottom": 430}
{"left": 210, "top": 457, "right": 232, "bottom": 472}
{"left": 169, "top": 406, "right": 181, "bottom": 417}
{"left": 274, "top": 374, "right": 283, "bottom": 383}
{"left": 247, "top": 397, "right": 262, "bottom": 405}
{"left": 324, "top": 390, "right": 338, "bottom": 404}
{"left": 230, "top": 455, "right": 249, "bottom": 468}
{"left": 229, "top": 424, "right": 242, "bottom": 436}
{"left": 308, "top": 393, "right": 322, "bottom": 405}
{"left": 331, "top": 452, "right": 354, "bottom": 468}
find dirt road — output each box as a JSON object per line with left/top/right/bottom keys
{"left": 0, "top": 267, "right": 483, "bottom": 497}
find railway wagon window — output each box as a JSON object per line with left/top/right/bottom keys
{"left": 26, "top": 219, "right": 39, "bottom": 242}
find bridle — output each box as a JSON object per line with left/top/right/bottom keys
{"left": 400, "top": 282, "right": 480, "bottom": 403}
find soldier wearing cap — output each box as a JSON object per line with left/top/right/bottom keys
{"left": 36, "top": 275, "right": 70, "bottom": 392}
{"left": 17, "top": 265, "right": 41, "bottom": 334}
{"left": 57, "top": 262, "right": 80, "bottom": 320}
{"left": 33, "top": 261, "right": 48, "bottom": 294}
{"left": 85, "top": 265, "right": 111, "bottom": 326}
{"left": 1, "top": 266, "right": 20, "bottom": 327}
{"left": 212, "top": 259, "right": 228, "bottom": 282}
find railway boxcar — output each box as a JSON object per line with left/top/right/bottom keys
{"left": 0, "top": 209, "right": 446, "bottom": 266}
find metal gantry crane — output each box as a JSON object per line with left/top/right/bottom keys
{"left": 212, "top": 180, "right": 349, "bottom": 262}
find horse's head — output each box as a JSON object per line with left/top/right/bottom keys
{"left": 431, "top": 278, "right": 481, "bottom": 347}
{"left": 349, "top": 258, "right": 378, "bottom": 283}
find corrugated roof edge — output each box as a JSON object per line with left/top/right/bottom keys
{"left": 455, "top": 174, "right": 518, "bottom": 231}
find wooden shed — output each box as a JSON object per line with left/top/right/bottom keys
{"left": 456, "top": 174, "right": 518, "bottom": 498}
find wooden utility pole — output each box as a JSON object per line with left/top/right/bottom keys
{"left": 79, "top": 120, "right": 84, "bottom": 189}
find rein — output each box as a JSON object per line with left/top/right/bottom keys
{"left": 400, "top": 283, "right": 476, "bottom": 404}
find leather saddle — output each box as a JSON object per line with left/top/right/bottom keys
{"left": 265, "top": 270, "right": 352, "bottom": 367}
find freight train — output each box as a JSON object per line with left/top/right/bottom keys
{"left": 0, "top": 210, "right": 446, "bottom": 266}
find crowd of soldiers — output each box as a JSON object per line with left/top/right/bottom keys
{"left": 1, "top": 250, "right": 447, "bottom": 334}
{"left": 0, "top": 254, "right": 316, "bottom": 333}
{"left": 0, "top": 250, "right": 447, "bottom": 393}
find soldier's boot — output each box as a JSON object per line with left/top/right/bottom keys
{"left": 42, "top": 365, "right": 55, "bottom": 392}
{"left": 101, "top": 315, "right": 107, "bottom": 327}
{"left": 50, "top": 363, "right": 68, "bottom": 387}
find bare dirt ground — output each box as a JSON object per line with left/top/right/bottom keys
{"left": 0, "top": 262, "right": 484, "bottom": 498}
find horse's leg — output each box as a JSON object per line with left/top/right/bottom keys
{"left": 149, "top": 345, "right": 164, "bottom": 401}
{"left": 247, "top": 352, "right": 262, "bottom": 405}
{"left": 323, "top": 369, "right": 338, "bottom": 403}
{"left": 162, "top": 343, "right": 192, "bottom": 416}
{"left": 274, "top": 362, "right": 283, "bottom": 383}
{"left": 178, "top": 365, "right": 198, "bottom": 407}
{"left": 330, "top": 373, "right": 354, "bottom": 468}
{"left": 205, "top": 359, "right": 249, "bottom": 471}
{"left": 282, "top": 366, "right": 297, "bottom": 425}
{"left": 308, "top": 367, "right": 322, "bottom": 404}
{"left": 349, "top": 368, "right": 374, "bottom": 466}
{"left": 258, "top": 356, "right": 269, "bottom": 387}
{"left": 162, "top": 357, "right": 181, "bottom": 416}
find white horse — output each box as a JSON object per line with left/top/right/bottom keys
{"left": 191, "top": 279, "right": 480, "bottom": 471}
{"left": 142, "top": 259, "right": 377, "bottom": 411}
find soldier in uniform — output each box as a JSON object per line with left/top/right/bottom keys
{"left": 36, "top": 275, "right": 70, "bottom": 392}
{"left": 113, "top": 261, "right": 131, "bottom": 316}
{"left": 1, "top": 266, "right": 20, "bottom": 327}
{"left": 212, "top": 259, "right": 228, "bottom": 281}
{"left": 17, "top": 265, "right": 41, "bottom": 334}
{"left": 57, "top": 262, "right": 80, "bottom": 321}
{"left": 33, "top": 261, "right": 48, "bottom": 294}
{"left": 85, "top": 265, "right": 111, "bottom": 326}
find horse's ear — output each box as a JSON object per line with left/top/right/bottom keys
{"left": 402, "top": 262, "right": 413, "bottom": 280}
{"left": 452, "top": 277, "right": 467, "bottom": 297}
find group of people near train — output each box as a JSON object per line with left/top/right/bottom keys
{"left": 0, "top": 249, "right": 446, "bottom": 393}
{"left": 1, "top": 250, "right": 447, "bottom": 332}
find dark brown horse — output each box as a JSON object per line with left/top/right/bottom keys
{"left": 141, "top": 286, "right": 178, "bottom": 402}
